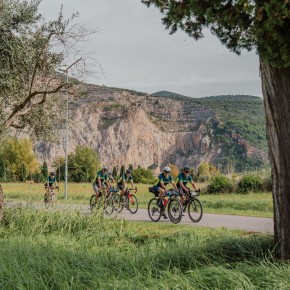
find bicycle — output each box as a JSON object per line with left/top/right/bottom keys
{"left": 107, "top": 186, "right": 120, "bottom": 212}
{"left": 181, "top": 189, "right": 203, "bottom": 223}
{"left": 147, "top": 188, "right": 182, "bottom": 224}
{"left": 44, "top": 186, "right": 59, "bottom": 208}
{"left": 89, "top": 186, "right": 114, "bottom": 215}
{"left": 115, "top": 187, "right": 138, "bottom": 214}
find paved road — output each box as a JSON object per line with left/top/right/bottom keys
{"left": 117, "top": 208, "right": 274, "bottom": 233}
{"left": 5, "top": 202, "right": 274, "bottom": 233}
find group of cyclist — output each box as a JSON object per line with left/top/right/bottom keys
{"left": 92, "top": 165, "right": 136, "bottom": 204}
{"left": 44, "top": 164, "right": 199, "bottom": 219}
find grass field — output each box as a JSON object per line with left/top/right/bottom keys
{"left": 0, "top": 208, "right": 287, "bottom": 289}
{"left": 1, "top": 182, "right": 273, "bottom": 217}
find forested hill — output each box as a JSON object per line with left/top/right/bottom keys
{"left": 151, "top": 91, "right": 267, "bottom": 151}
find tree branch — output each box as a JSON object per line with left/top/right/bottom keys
{"left": 4, "top": 83, "right": 66, "bottom": 128}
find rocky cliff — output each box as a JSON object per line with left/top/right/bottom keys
{"left": 34, "top": 84, "right": 268, "bottom": 171}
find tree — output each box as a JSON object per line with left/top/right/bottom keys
{"left": 119, "top": 165, "right": 125, "bottom": 177}
{"left": 132, "top": 167, "right": 155, "bottom": 184}
{"left": 112, "top": 166, "right": 118, "bottom": 179}
{"left": 142, "top": 0, "right": 290, "bottom": 259}
{"left": 41, "top": 161, "right": 48, "bottom": 179}
{"left": 198, "top": 162, "right": 210, "bottom": 180}
{"left": 19, "top": 163, "right": 27, "bottom": 182}
{"left": 52, "top": 157, "right": 65, "bottom": 182}
{"left": 169, "top": 163, "right": 179, "bottom": 179}
{"left": 0, "top": 160, "right": 6, "bottom": 182}
{"left": 0, "top": 138, "right": 39, "bottom": 181}
{"left": 0, "top": 0, "right": 95, "bottom": 140}
{"left": 68, "top": 146, "right": 99, "bottom": 182}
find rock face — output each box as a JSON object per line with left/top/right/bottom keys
{"left": 34, "top": 84, "right": 267, "bottom": 170}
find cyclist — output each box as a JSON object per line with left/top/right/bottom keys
{"left": 93, "top": 165, "right": 111, "bottom": 202}
{"left": 175, "top": 166, "right": 199, "bottom": 205}
{"left": 44, "top": 172, "right": 58, "bottom": 194}
{"left": 117, "top": 169, "right": 136, "bottom": 197}
{"left": 152, "top": 166, "right": 178, "bottom": 219}
{"left": 108, "top": 170, "right": 116, "bottom": 183}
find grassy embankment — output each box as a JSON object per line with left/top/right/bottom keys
{"left": 0, "top": 208, "right": 287, "bottom": 289}
{"left": 2, "top": 183, "right": 273, "bottom": 217}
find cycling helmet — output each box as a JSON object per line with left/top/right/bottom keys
{"left": 126, "top": 169, "right": 132, "bottom": 174}
{"left": 183, "top": 166, "right": 190, "bottom": 172}
{"left": 108, "top": 170, "right": 112, "bottom": 175}
{"left": 50, "top": 172, "right": 55, "bottom": 176}
{"left": 163, "top": 166, "right": 171, "bottom": 173}
{"left": 102, "top": 165, "right": 108, "bottom": 171}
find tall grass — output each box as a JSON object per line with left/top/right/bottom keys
{"left": 0, "top": 208, "right": 288, "bottom": 289}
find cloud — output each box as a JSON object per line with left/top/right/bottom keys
{"left": 39, "top": 0, "right": 262, "bottom": 97}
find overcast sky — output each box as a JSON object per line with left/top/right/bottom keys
{"left": 39, "top": 0, "right": 262, "bottom": 98}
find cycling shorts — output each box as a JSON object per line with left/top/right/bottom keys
{"left": 152, "top": 186, "right": 161, "bottom": 193}
{"left": 177, "top": 186, "right": 189, "bottom": 196}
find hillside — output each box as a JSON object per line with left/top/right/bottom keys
{"left": 151, "top": 91, "right": 267, "bottom": 151}
{"left": 34, "top": 85, "right": 268, "bottom": 172}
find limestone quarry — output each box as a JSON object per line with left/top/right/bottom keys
{"left": 34, "top": 84, "right": 267, "bottom": 171}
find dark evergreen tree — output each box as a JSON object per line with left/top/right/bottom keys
{"left": 119, "top": 165, "right": 125, "bottom": 177}
{"left": 0, "top": 160, "right": 6, "bottom": 182}
{"left": 19, "top": 163, "right": 27, "bottom": 182}
{"left": 143, "top": 0, "right": 290, "bottom": 259}
{"left": 41, "top": 161, "right": 48, "bottom": 178}
{"left": 112, "top": 166, "right": 118, "bottom": 178}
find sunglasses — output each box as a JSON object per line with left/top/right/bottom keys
{"left": 185, "top": 171, "right": 190, "bottom": 173}
{"left": 164, "top": 171, "right": 170, "bottom": 173}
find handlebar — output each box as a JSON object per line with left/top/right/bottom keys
{"left": 128, "top": 187, "right": 137, "bottom": 193}
{"left": 190, "top": 189, "right": 201, "bottom": 197}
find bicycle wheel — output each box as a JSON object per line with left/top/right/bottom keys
{"left": 104, "top": 196, "right": 114, "bottom": 215}
{"left": 44, "top": 193, "right": 52, "bottom": 208}
{"left": 112, "top": 193, "right": 121, "bottom": 212}
{"left": 115, "top": 195, "right": 125, "bottom": 213}
{"left": 148, "top": 198, "right": 162, "bottom": 222}
{"left": 127, "top": 194, "right": 138, "bottom": 214}
{"left": 167, "top": 197, "right": 182, "bottom": 224}
{"left": 90, "top": 194, "right": 97, "bottom": 211}
{"left": 188, "top": 198, "right": 203, "bottom": 223}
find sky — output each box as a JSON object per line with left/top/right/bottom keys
{"left": 39, "top": 0, "right": 262, "bottom": 98}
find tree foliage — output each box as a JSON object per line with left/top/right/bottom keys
{"left": 142, "top": 0, "right": 290, "bottom": 67}
{"left": 169, "top": 163, "right": 179, "bottom": 178}
{"left": 112, "top": 166, "right": 118, "bottom": 178}
{"left": 132, "top": 167, "right": 155, "bottom": 184}
{"left": 119, "top": 165, "right": 125, "bottom": 177}
{"left": 0, "top": 0, "right": 95, "bottom": 139}
{"left": 67, "top": 146, "right": 99, "bottom": 182}
{"left": 41, "top": 161, "right": 48, "bottom": 178}
{"left": 0, "top": 138, "right": 39, "bottom": 181}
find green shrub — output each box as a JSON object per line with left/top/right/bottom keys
{"left": 263, "top": 176, "right": 272, "bottom": 192}
{"left": 207, "top": 175, "right": 234, "bottom": 194}
{"left": 132, "top": 168, "right": 155, "bottom": 184}
{"left": 31, "top": 172, "right": 44, "bottom": 183}
{"left": 237, "top": 174, "right": 264, "bottom": 194}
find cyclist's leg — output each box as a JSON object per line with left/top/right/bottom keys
{"left": 92, "top": 183, "right": 100, "bottom": 201}
{"left": 157, "top": 187, "right": 164, "bottom": 200}
{"left": 118, "top": 184, "right": 125, "bottom": 196}
{"left": 178, "top": 186, "right": 186, "bottom": 205}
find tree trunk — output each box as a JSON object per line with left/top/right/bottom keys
{"left": 261, "top": 58, "right": 290, "bottom": 260}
